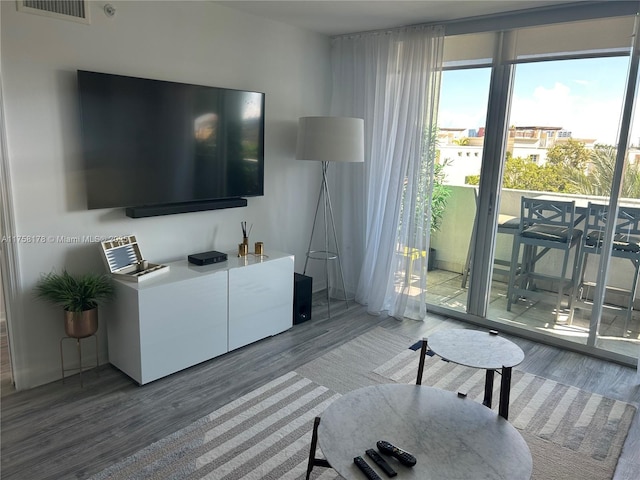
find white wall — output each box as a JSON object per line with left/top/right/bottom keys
{"left": 1, "top": 1, "right": 332, "bottom": 389}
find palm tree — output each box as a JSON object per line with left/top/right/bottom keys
{"left": 452, "top": 137, "right": 469, "bottom": 146}
{"left": 569, "top": 145, "right": 640, "bottom": 199}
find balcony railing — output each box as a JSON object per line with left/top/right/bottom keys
{"left": 426, "top": 185, "right": 640, "bottom": 360}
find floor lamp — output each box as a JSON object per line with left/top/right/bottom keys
{"left": 296, "top": 116, "right": 365, "bottom": 319}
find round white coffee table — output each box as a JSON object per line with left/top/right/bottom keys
{"left": 315, "top": 384, "right": 532, "bottom": 479}
{"left": 426, "top": 329, "right": 525, "bottom": 419}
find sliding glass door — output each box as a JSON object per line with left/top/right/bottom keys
{"left": 492, "top": 56, "right": 632, "bottom": 354}
{"left": 427, "top": 66, "right": 490, "bottom": 313}
{"left": 426, "top": 10, "right": 640, "bottom": 365}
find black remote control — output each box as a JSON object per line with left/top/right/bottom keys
{"left": 366, "top": 449, "right": 397, "bottom": 477}
{"left": 376, "top": 440, "right": 417, "bottom": 467}
{"left": 354, "top": 456, "right": 382, "bottom": 480}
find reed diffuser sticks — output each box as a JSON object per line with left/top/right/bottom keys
{"left": 239, "top": 221, "right": 253, "bottom": 256}
{"left": 241, "top": 221, "right": 253, "bottom": 242}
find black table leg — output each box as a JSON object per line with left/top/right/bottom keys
{"left": 483, "top": 369, "right": 494, "bottom": 408}
{"left": 499, "top": 366, "right": 512, "bottom": 420}
{"left": 306, "top": 416, "right": 331, "bottom": 480}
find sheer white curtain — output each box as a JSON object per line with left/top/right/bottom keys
{"left": 329, "top": 25, "right": 444, "bottom": 320}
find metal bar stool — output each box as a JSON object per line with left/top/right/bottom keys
{"left": 462, "top": 189, "right": 521, "bottom": 288}
{"left": 573, "top": 202, "right": 640, "bottom": 336}
{"left": 507, "top": 197, "right": 582, "bottom": 323}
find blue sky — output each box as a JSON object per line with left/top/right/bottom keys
{"left": 438, "top": 56, "right": 636, "bottom": 146}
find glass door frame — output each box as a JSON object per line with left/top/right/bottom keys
{"left": 428, "top": 7, "right": 640, "bottom": 366}
{"left": 587, "top": 17, "right": 640, "bottom": 346}
{"left": 466, "top": 30, "right": 514, "bottom": 319}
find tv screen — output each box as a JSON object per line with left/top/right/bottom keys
{"left": 78, "top": 70, "right": 264, "bottom": 209}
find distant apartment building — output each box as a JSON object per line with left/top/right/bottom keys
{"left": 438, "top": 126, "right": 597, "bottom": 185}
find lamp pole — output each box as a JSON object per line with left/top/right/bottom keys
{"left": 303, "top": 161, "right": 349, "bottom": 319}
{"left": 296, "top": 116, "right": 364, "bottom": 320}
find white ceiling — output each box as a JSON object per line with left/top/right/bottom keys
{"left": 216, "top": 1, "right": 577, "bottom": 36}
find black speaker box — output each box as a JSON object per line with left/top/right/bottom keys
{"left": 293, "top": 273, "right": 312, "bottom": 325}
{"left": 188, "top": 250, "right": 228, "bottom": 266}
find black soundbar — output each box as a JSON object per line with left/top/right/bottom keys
{"left": 125, "top": 198, "right": 248, "bottom": 218}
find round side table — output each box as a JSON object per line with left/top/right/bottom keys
{"left": 426, "top": 329, "right": 524, "bottom": 419}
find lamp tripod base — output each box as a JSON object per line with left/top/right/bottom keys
{"left": 303, "top": 162, "right": 349, "bottom": 320}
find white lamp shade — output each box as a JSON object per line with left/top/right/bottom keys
{"left": 296, "top": 116, "right": 364, "bottom": 163}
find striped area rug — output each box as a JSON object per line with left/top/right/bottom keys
{"left": 91, "top": 328, "right": 636, "bottom": 480}
{"left": 90, "top": 372, "right": 341, "bottom": 480}
{"left": 374, "top": 349, "right": 636, "bottom": 464}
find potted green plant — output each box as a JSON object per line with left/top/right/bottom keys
{"left": 427, "top": 158, "right": 452, "bottom": 270}
{"left": 430, "top": 159, "right": 452, "bottom": 234}
{"left": 35, "top": 270, "right": 115, "bottom": 338}
{"left": 414, "top": 128, "right": 452, "bottom": 271}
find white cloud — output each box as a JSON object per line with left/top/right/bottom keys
{"left": 438, "top": 110, "right": 486, "bottom": 131}
{"left": 510, "top": 82, "right": 622, "bottom": 144}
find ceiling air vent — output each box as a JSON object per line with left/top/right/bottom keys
{"left": 17, "top": 1, "right": 91, "bottom": 24}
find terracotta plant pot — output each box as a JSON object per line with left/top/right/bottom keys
{"left": 64, "top": 308, "right": 98, "bottom": 338}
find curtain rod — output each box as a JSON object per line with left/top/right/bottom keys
{"left": 331, "top": 1, "right": 639, "bottom": 40}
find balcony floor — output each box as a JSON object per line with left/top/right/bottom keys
{"left": 426, "top": 268, "right": 640, "bottom": 360}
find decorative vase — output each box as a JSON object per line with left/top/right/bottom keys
{"left": 64, "top": 308, "right": 98, "bottom": 338}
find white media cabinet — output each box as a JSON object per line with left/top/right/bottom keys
{"left": 105, "top": 251, "right": 294, "bottom": 385}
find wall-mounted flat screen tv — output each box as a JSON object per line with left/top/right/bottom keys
{"left": 78, "top": 70, "right": 264, "bottom": 210}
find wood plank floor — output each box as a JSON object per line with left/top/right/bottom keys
{"left": 1, "top": 295, "right": 639, "bottom": 480}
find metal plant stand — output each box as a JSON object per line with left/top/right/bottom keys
{"left": 60, "top": 334, "right": 98, "bottom": 387}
